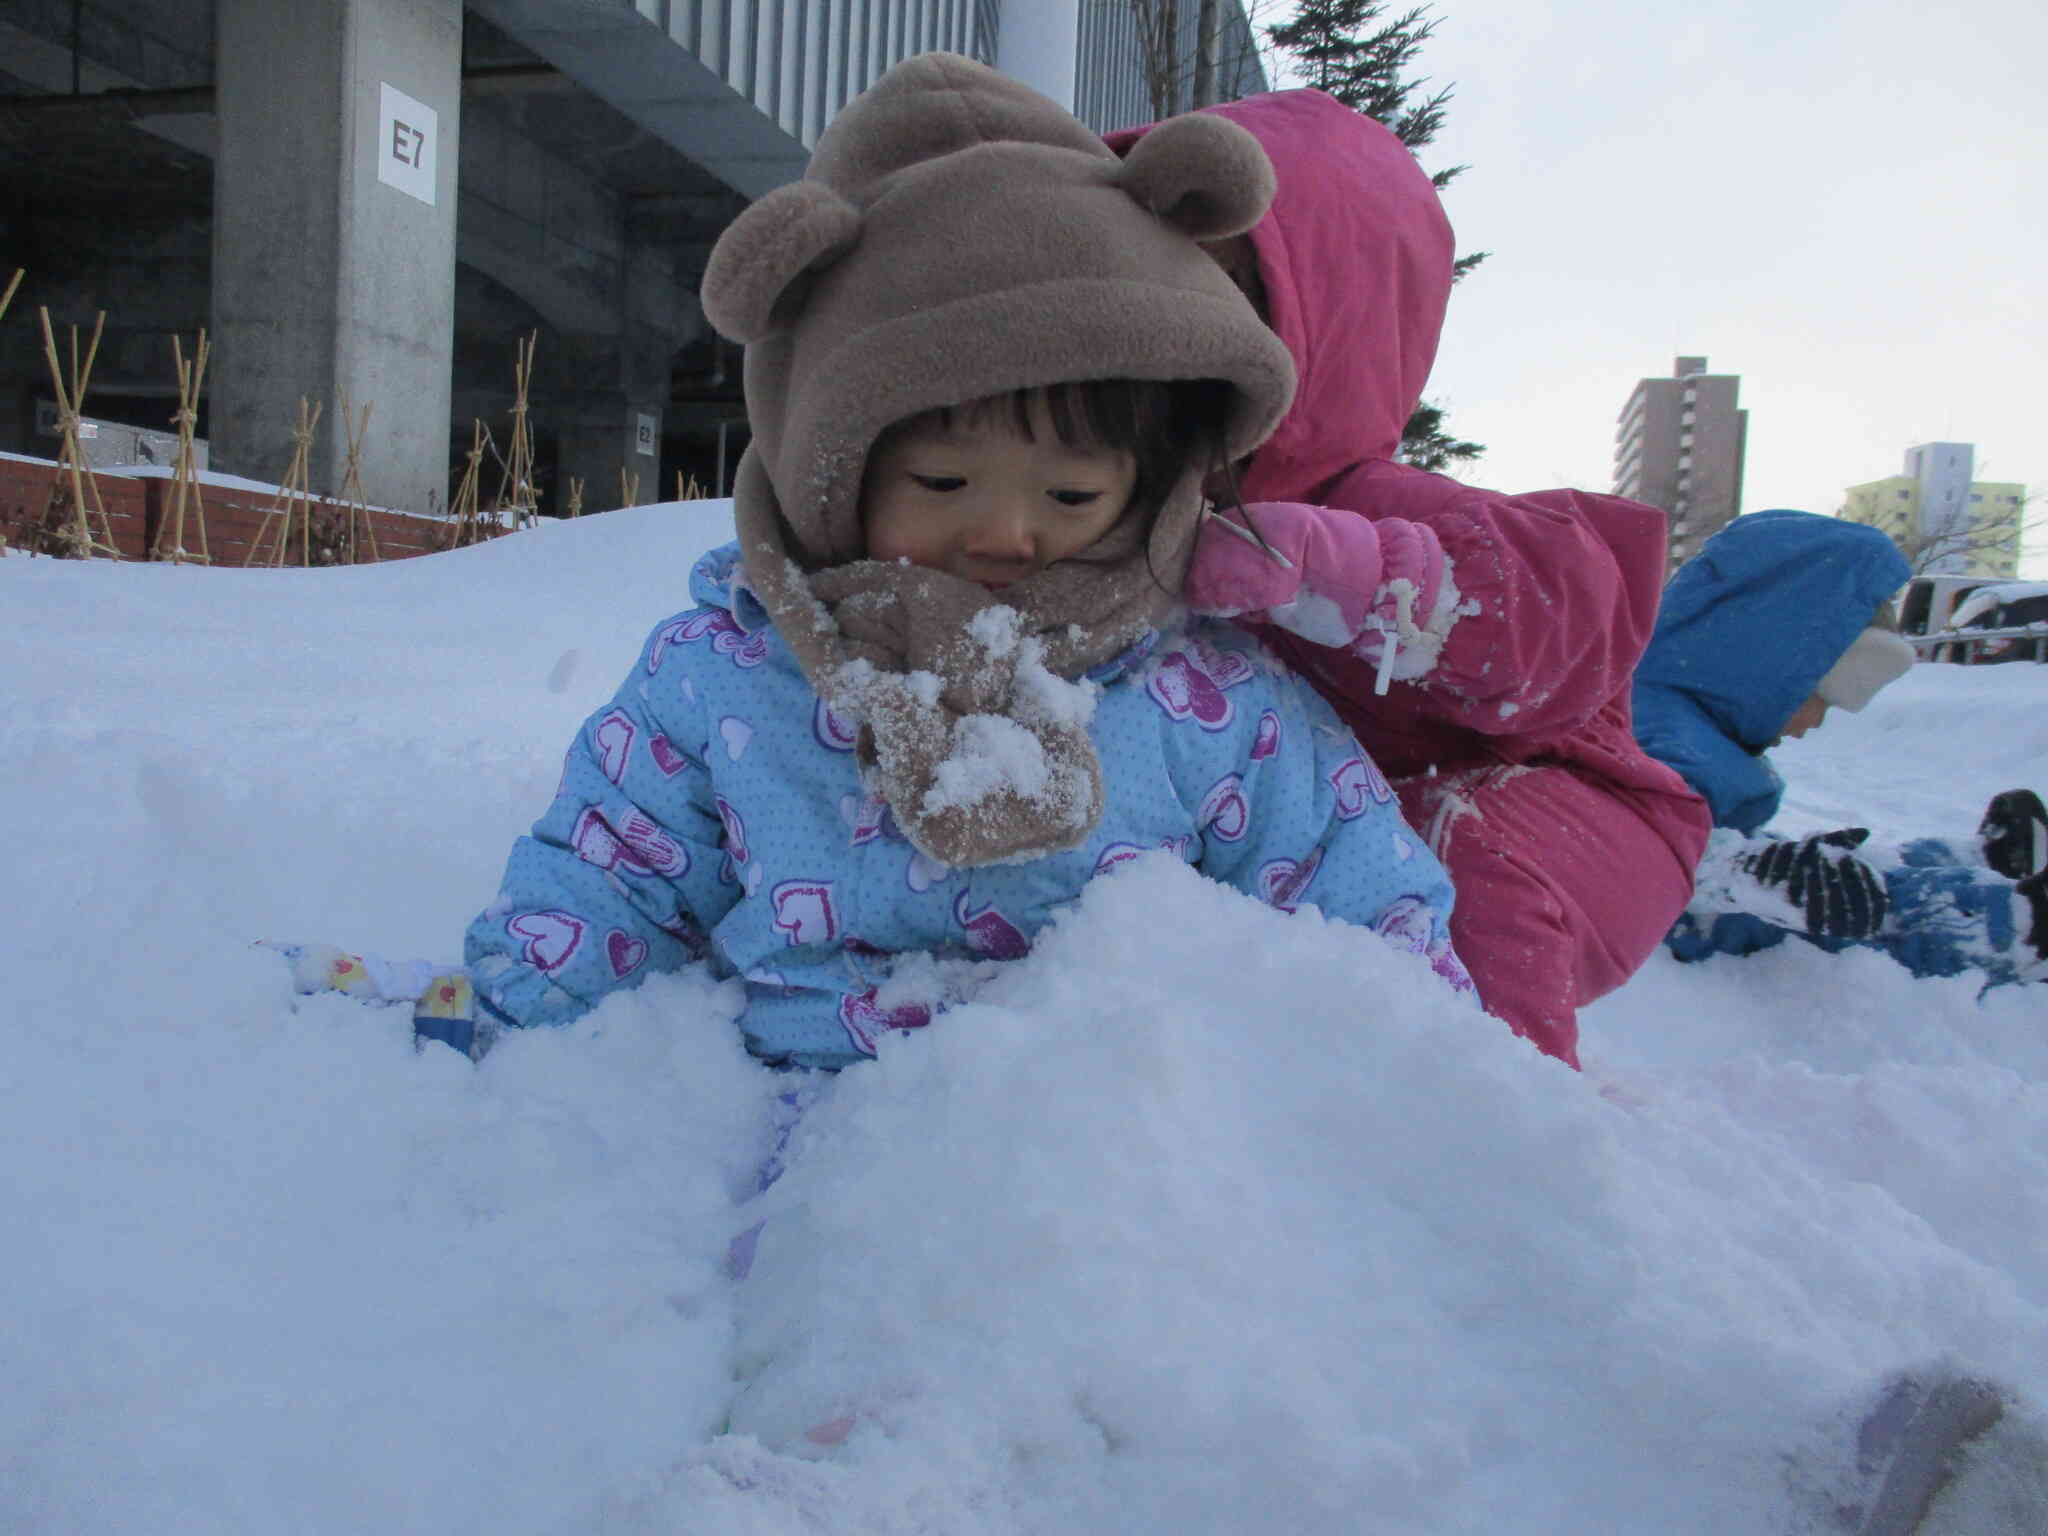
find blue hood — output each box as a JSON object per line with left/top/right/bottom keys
{"left": 1636, "top": 511, "right": 1911, "bottom": 752}
{"left": 1632, "top": 511, "right": 1910, "bottom": 833}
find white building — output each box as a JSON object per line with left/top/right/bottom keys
{"left": 1841, "top": 443, "right": 2028, "bottom": 578}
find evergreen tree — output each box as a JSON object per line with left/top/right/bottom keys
{"left": 1266, "top": 0, "right": 1487, "bottom": 461}
{"left": 1393, "top": 402, "right": 1484, "bottom": 473}
{"left": 1267, "top": 3, "right": 1455, "bottom": 170}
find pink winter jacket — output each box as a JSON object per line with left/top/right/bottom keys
{"left": 1110, "top": 93, "right": 1712, "bottom": 1062}
{"left": 1111, "top": 90, "right": 1707, "bottom": 860}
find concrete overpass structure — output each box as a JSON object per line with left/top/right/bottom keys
{"left": 0, "top": 0, "right": 1263, "bottom": 516}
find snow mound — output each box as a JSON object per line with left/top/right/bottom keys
{"left": 3, "top": 507, "right": 2045, "bottom": 1534}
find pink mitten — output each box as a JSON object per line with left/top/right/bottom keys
{"left": 1187, "top": 501, "right": 1379, "bottom": 629}
{"left": 1371, "top": 517, "right": 1449, "bottom": 653}
{"left": 1189, "top": 503, "right": 1449, "bottom": 688}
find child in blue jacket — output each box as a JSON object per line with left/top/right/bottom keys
{"left": 1632, "top": 509, "right": 2046, "bottom": 986}
{"left": 357, "top": 55, "right": 1472, "bottom": 1065}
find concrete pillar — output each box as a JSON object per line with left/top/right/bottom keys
{"left": 551, "top": 327, "right": 660, "bottom": 513}
{"left": 555, "top": 401, "right": 659, "bottom": 512}
{"left": 997, "top": 0, "right": 1082, "bottom": 112}
{"left": 553, "top": 234, "right": 698, "bottom": 512}
{"left": 212, "top": 0, "right": 461, "bottom": 515}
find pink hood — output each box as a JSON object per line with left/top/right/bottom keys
{"left": 1108, "top": 89, "right": 1453, "bottom": 495}
{"left": 1114, "top": 93, "right": 1716, "bottom": 1057}
{"left": 1109, "top": 89, "right": 1707, "bottom": 852}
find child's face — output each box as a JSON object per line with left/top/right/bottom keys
{"left": 1775, "top": 693, "right": 1830, "bottom": 744}
{"left": 861, "top": 396, "right": 1139, "bottom": 591}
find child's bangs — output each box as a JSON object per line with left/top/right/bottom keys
{"left": 920, "top": 380, "right": 1177, "bottom": 455}
{"left": 1033, "top": 380, "right": 1174, "bottom": 454}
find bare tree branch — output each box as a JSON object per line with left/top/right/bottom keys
{"left": 1127, "top": 0, "right": 1273, "bottom": 117}
{"left": 1883, "top": 497, "right": 2043, "bottom": 578}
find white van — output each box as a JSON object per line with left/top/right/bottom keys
{"left": 1941, "top": 581, "right": 2048, "bottom": 665}
{"left": 1898, "top": 575, "right": 1992, "bottom": 639}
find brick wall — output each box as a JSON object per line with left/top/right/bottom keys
{"left": 1, "top": 452, "right": 478, "bottom": 565}
{"left": 1, "top": 454, "right": 152, "bottom": 558}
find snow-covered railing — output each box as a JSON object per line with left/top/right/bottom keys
{"left": 1908, "top": 624, "right": 2048, "bottom": 663}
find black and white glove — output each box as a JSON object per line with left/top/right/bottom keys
{"left": 1979, "top": 788, "right": 2048, "bottom": 883}
{"left": 1738, "top": 828, "right": 1889, "bottom": 941}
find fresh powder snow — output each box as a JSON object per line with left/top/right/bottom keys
{"left": 4, "top": 501, "right": 2044, "bottom": 1534}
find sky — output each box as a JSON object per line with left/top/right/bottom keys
{"left": 1264, "top": 0, "right": 2047, "bottom": 576}
{"left": 5, "top": 503, "right": 2047, "bottom": 1532}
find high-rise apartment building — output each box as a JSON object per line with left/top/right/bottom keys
{"left": 1840, "top": 444, "right": 2026, "bottom": 578}
{"left": 1614, "top": 357, "right": 1748, "bottom": 576}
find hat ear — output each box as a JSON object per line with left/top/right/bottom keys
{"left": 1115, "top": 112, "right": 1275, "bottom": 241}
{"left": 701, "top": 181, "right": 864, "bottom": 344}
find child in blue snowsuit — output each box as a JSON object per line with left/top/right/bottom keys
{"left": 387, "top": 55, "right": 1474, "bottom": 1065}
{"left": 1632, "top": 509, "right": 2046, "bottom": 985}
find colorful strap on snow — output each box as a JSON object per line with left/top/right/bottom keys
{"left": 259, "top": 940, "right": 502, "bottom": 1062}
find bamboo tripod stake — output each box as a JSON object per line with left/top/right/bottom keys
{"left": 244, "top": 398, "right": 323, "bottom": 566}
{"left": 492, "top": 331, "right": 539, "bottom": 529}
{"left": 153, "top": 330, "right": 212, "bottom": 563}
{"left": 0, "top": 273, "right": 19, "bottom": 554}
{"left": 446, "top": 419, "right": 487, "bottom": 547}
{"left": 565, "top": 475, "right": 584, "bottom": 518}
{"left": 335, "top": 393, "right": 380, "bottom": 563}
{"left": 38, "top": 307, "right": 120, "bottom": 559}
{"left": 619, "top": 466, "right": 639, "bottom": 508}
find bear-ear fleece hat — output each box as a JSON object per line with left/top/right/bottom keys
{"left": 696, "top": 52, "right": 1297, "bottom": 868}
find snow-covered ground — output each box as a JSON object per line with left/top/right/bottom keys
{"left": 4, "top": 503, "right": 2044, "bottom": 1535}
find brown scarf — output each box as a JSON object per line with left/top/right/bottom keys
{"left": 734, "top": 451, "right": 1188, "bottom": 867}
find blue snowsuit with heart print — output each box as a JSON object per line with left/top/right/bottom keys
{"left": 463, "top": 542, "right": 1474, "bottom": 1069}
